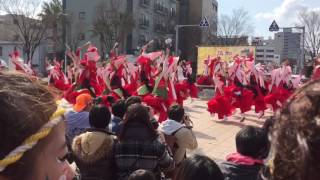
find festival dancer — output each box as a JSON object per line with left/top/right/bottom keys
{"left": 207, "top": 57, "right": 235, "bottom": 121}
{"left": 264, "top": 59, "right": 294, "bottom": 112}
{"left": 46, "top": 58, "right": 71, "bottom": 91}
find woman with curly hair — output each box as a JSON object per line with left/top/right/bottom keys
{"left": 267, "top": 79, "right": 320, "bottom": 180}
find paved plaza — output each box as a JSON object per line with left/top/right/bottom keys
{"left": 184, "top": 98, "right": 272, "bottom": 162}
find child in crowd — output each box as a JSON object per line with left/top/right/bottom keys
{"left": 220, "top": 126, "right": 269, "bottom": 180}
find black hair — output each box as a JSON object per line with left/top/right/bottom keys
{"left": 112, "top": 99, "right": 126, "bottom": 119}
{"left": 262, "top": 116, "right": 275, "bottom": 134}
{"left": 89, "top": 105, "right": 111, "bottom": 129}
{"left": 128, "top": 169, "right": 156, "bottom": 180}
{"left": 236, "top": 126, "right": 269, "bottom": 159}
{"left": 119, "top": 104, "right": 157, "bottom": 141}
{"left": 174, "top": 155, "right": 224, "bottom": 180}
{"left": 125, "top": 96, "right": 142, "bottom": 110}
{"left": 168, "top": 104, "right": 185, "bottom": 122}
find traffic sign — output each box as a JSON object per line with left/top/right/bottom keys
{"left": 269, "top": 20, "right": 280, "bottom": 32}
{"left": 199, "top": 17, "right": 210, "bottom": 27}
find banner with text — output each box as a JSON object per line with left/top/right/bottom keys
{"left": 197, "top": 46, "right": 256, "bottom": 75}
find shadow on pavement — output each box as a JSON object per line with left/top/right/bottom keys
{"left": 214, "top": 120, "right": 246, "bottom": 128}
{"left": 193, "top": 130, "right": 216, "bottom": 140}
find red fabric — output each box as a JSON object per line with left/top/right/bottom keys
{"left": 226, "top": 153, "right": 263, "bottom": 165}
{"left": 207, "top": 94, "right": 234, "bottom": 119}
{"left": 143, "top": 94, "right": 168, "bottom": 122}
{"left": 312, "top": 67, "right": 320, "bottom": 80}
{"left": 64, "top": 87, "right": 91, "bottom": 104}
{"left": 197, "top": 75, "right": 213, "bottom": 85}
{"left": 232, "top": 87, "right": 254, "bottom": 113}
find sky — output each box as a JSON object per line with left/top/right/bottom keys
{"left": 218, "top": 0, "right": 320, "bottom": 38}
{"left": 6, "top": 0, "right": 320, "bottom": 39}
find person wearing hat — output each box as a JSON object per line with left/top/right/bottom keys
{"left": 65, "top": 93, "right": 93, "bottom": 144}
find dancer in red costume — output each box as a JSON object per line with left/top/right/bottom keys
{"left": 207, "top": 58, "right": 235, "bottom": 121}
{"left": 46, "top": 58, "right": 71, "bottom": 91}
{"left": 9, "top": 48, "right": 36, "bottom": 76}
{"left": 264, "top": 59, "right": 295, "bottom": 112}
{"left": 312, "top": 56, "right": 320, "bottom": 80}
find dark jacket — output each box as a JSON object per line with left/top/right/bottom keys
{"left": 114, "top": 123, "right": 175, "bottom": 180}
{"left": 220, "top": 161, "right": 263, "bottom": 180}
{"left": 72, "top": 129, "right": 116, "bottom": 180}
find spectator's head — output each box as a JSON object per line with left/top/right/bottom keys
{"left": 120, "top": 104, "right": 157, "bottom": 141}
{"left": 168, "top": 104, "right": 185, "bottom": 123}
{"left": 236, "top": 126, "right": 269, "bottom": 159}
{"left": 270, "top": 80, "right": 320, "bottom": 180}
{"left": 125, "top": 96, "right": 142, "bottom": 110}
{"left": 73, "top": 93, "right": 93, "bottom": 112}
{"left": 262, "top": 116, "right": 275, "bottom": 134}
{"left": 0, "top": 72, "right": 74, "bottom": 180}
{"left": 174, "top": 155, "right": 224, "bottom": 180}
{"left": 128, "top": 169, "right": 156, "bottom": 180}
{"left": 112, "top": 99, "right": 126, "bottom": 119}
{"left": 89, "top": 105, "right": 111, "bottom": 129}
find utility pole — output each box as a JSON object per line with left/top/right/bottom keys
{"left": 175, "top": 17, "right": 210, "bottom": 56}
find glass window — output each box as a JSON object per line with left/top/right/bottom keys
{"left": 79, "top": 12, "right": 86, "bottom": 20}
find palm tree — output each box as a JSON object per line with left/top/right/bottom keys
{"left": 39, "top": 0, "right": 64, "bottom": 57}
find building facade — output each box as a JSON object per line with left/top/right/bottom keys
{"left": 252, "top": 37, "right": 280, "bottom": 65}
{"left": 273, "top": 28, "right": 302, "bottom": 70}
{"left": 0, "top": 15, "right": 47, "bottom": 74}
{"left": 177, "top": 0, "right": 218, "bottom": 62}
{"left": 64, "top": 0, "right": 177, "bottom": 55}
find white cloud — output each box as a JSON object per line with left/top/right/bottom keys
{"left": 255, "top": 0, "right": 320, "bottom": 27}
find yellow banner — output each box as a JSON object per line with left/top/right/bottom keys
{"left": 197, "top": 46, "right": 256, "bottom": 75}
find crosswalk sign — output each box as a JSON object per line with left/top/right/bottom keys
{"left": 199, "top": 17, "right": 210, "bottom": 27}
{"left": 269, "top": 20, "right": 280, "bottom": 32}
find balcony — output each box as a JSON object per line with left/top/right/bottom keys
{"left": 139, "top": 19, "right": 150, "bottom": 29}
{"left": 154, "top": 24, "right": 166, "bottom": 33}
{"left": 154, "top": 3, "right": 168, "bottom": 15}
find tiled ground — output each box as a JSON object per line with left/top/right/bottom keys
{"left": 184, "top": 98, "right": 273, "bottom": 162}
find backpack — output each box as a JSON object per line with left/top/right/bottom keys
{"left": 163, "top": 127, "right": 184, "bottom": 156}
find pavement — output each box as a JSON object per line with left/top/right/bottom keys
{"left": 184, "top": 97, "right": 273, "bottom": 162}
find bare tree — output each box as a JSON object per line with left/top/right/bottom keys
{"left": 297, "top": 9, "right": 320, "bottom": 59}
{"left": 0, "top": 0, "right": 48, "bottom": 63}
{"left": 217, "top": 8, "right": 253, "bottom": 46}
{"left": 91, "top": 0, "right": 135, "bottom": 59}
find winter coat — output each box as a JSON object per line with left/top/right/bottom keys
{"left": 114, "top": 122, "right": 174, "bottom": 180}
{"left": 72, "top": 129, "right": 116, "bottom": 180}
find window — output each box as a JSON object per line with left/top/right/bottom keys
{"left": 0, "top": 46, "right": 2, "bottom": 56}
{"left": 78, "top": 33, "right": 85, "bottom": 40}
{"left": 79, "top": 12, "right": 86, "bottom": 20}
{"left": 256, "top": 55, "right": 264, "bottom": 58}
{"left": 139, "top": 14, "right": 149, "bottom": 28}
{"left": 140, "top": 0, "right": 150, "bottom": 7}
{"left": 266, "top": 55, "right": 274, "bottom": 58}
{"left": 256, "top": 49, "right": 264, "bottom": 52}
{"left": 266, "top": 50, "right": 274, "bottom": 53}
{"left": 139, "top": 34, "right": 147, "bottom": 45}
{"left": 13, "top": 18, "right": 18, "bottom": 25}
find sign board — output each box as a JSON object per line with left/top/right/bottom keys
{"left": 269, "top": 20, "right": 280, "bottom": 32}
{"left": 197, "top": 46, "right": 256, "bottom": 75}
{"left": 199, "top": 17, "right": 210, "bottom": 27}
